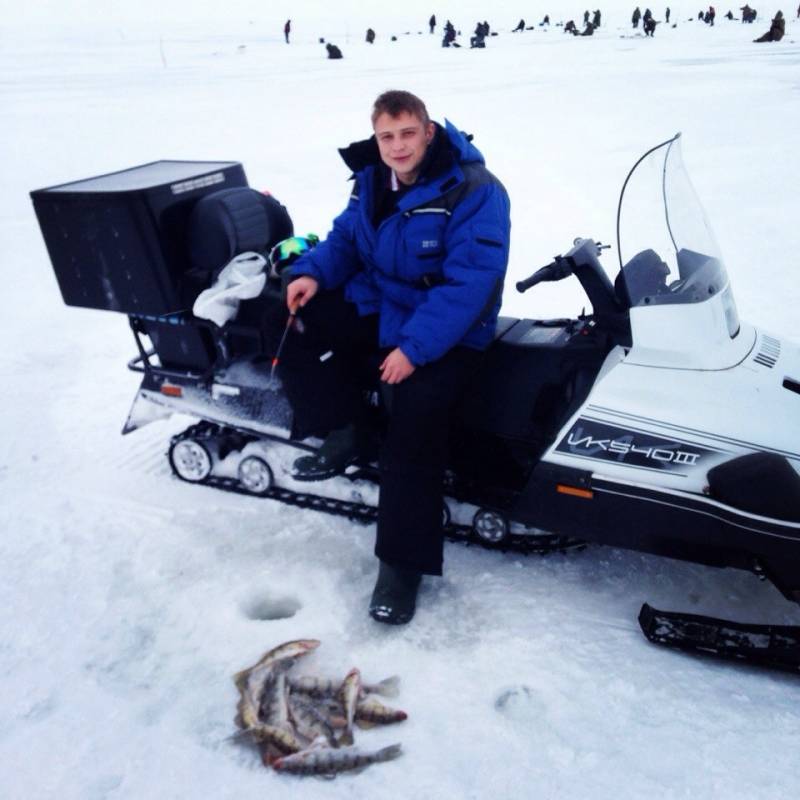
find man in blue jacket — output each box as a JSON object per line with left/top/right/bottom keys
{"left": 281, "top": 90, "right": 510, "bottom": 624}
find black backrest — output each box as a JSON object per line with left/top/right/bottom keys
{"left": 187, "top": 188, "right": 293, "bottom": 276}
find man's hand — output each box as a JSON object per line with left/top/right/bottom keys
{"left": 380, "top": 348, "right": 415, "bottom": 384}
{"left": 286, "top": 276, "right": 319, "bottom": 311}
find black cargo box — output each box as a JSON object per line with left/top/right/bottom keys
{"left": 31, "top": 160, "right": 248, "bottom": 315}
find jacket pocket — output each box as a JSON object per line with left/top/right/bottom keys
{"left": 469, "top": 222, "right": 506, "bottom": 268}
{"left": 401, "top": 215, "right": 447, "bottom": 280}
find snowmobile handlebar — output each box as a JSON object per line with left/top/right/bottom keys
{"left": 516, "top": 240, "right": 611, "bottom": 293}
{"left": 516, "top": 255, "right": 574, "bottom": 293}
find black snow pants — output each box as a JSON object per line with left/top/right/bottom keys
{"left": 279, "top": 288, "right": 482, "bottom": 575}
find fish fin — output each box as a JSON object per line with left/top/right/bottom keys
{"left": 373, "top": 674, "right": 401, "bottom": 698}
{"left": 308, "top": 735, "right": 330, "bottom": 750}
{"left": 339, "top": 730, "right": 354, "bottom": 746}
{"left": 261, "top": 741, "right": 282, "bottom": 767}
{"left": 222, "top": 728, "right": 252, "bottom": 744}
{"left": 232, "top": 668, "right": 251, "bottom": 691}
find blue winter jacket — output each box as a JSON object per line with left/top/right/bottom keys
{"left": 290, "top": 120, "right": 511, "bottom": 366}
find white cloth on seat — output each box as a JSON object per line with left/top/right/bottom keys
{"left": 192, "top": 252, "right": 267, "bottom": 327}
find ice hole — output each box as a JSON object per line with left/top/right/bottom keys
{"left": 242, "top": 593, "right": 302, "bottom": 621}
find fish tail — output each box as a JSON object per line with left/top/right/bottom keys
{"left": 376, "top": 743, "right": 403, "bottom": 762}
{"left": 373, "top": 674, "right": 401, "bottom": 698}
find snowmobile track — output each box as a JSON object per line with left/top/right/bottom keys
{"left": 169, "top": 424, "right": 587, "bottom": 557}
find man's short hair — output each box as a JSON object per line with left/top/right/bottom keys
{"left": 371, "top": 90, "right": 430, "bottom": 126}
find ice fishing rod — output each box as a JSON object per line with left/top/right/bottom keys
{"left": 270, "top": 303, "right": 298, "bottom": 382}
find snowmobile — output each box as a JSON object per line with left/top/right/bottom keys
{"left": 31, "top": 136, "right": 800, "bottom": 669}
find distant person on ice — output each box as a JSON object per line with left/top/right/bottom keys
{"left": 513, "top": 19, "right": 526, "bottom": 31}
{"left": 366, "top": 28, "right": 376, "bottom": 44}
{"left": 284, "top": 19, "right": 291, "bottom": 44}
{"left": 326, "top": 42, "right": 343, "bottom": 58}
{"left": 470, "top": 21, "right": 488, "bottom": 47}
{"left": 632, "top": 6, "right": 642, "bottom": 27}
{"left": 593, "top": 9, "right": 602, "bottom": 26}
{"left": 666, "top": 6, "right": 671, "bottom": 22}
{"left": 754, "top": 9, "right": 785, "bottom": 40}
{"left": 429, "top": 14, "right": 436, "bottom": 33}
{"left": 279, "top": 90, "right": 510, "bottom": 625}
{"left": 644, "top": 15, "right": 658, "bottom": 34}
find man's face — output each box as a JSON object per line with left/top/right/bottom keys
{"left": 373, "top": 111, "right": 435, "bottom": 185}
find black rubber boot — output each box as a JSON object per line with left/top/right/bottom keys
{"left": 369, "top": 560, "right": 422, "bottom": 625}
{"left": 292, "top": 423, "right": 360, "bottom": 481}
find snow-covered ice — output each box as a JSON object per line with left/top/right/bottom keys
{"left": 2, "top": 2, "right": 800, "bottom": 798}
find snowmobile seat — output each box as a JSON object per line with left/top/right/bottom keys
{"left": 185, "top": 187, "right": 293, "bottom": 297}
{"left": 493, "top": 316, "right": 518, "bottom": 339}
{"left": 135, "top": 187, "right": 293, "bottom": 371}
{"left": 450, "top": 316, "right": 612, "bottom": 491}
{"left": 147, "top": 188, "right": 293, "bottom": 367}
{"left": 457, "top": 317, "right": 610, "bottom": 445}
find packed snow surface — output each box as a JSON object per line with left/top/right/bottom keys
{"left": 2, "top": 2, "right": 800, "bottom": 798}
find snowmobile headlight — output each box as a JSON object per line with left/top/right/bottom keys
{"left": 268, "top": 234, "right": 320, "bottom": 278}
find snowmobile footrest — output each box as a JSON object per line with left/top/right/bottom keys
{"left": 638, "top": 603, "right": 800, "bottom": 674}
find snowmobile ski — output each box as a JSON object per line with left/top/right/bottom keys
{"left": 638, "top": 603, "right": 800, "bottom": 674}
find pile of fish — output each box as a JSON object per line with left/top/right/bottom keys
{"left": 232, "top": 638, "right": 406, "bottom": 776}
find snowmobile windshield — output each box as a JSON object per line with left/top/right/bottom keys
{"left": 615, "top": 134, "right": 739, "bottom": 335}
